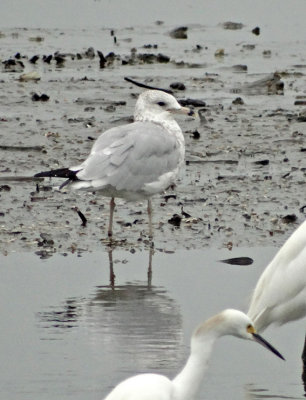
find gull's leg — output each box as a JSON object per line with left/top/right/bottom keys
{"left": 147, "top": 241, "right": 154, "bottom": 286}
{"left": 108, "top": 246, "right": 115, "bottom": 288}
{"left": 147, "top": 199, "right": 153, "bottom": 240}
{"left": 108, "top": 197, "right": 116, "bottom": 238}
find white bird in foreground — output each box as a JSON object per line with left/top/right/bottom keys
{"left": 103, "top": 309, "right": 284, "bottom": 400}
{"left": 103, "top": 219, "right": 306, "bottom": 400}
{"left": 35, "top": 90, "right": 193, "bottom": 238}
{"left": 248, "top": 219, "right": 306, "bottom": 333}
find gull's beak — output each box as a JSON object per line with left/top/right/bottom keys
{"left": 171, "top": 106, "right": 195, "bottom": 117}
{"left": 252, "top": 332, "right": 285, "bottom": 360}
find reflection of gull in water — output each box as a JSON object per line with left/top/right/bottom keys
{"left": 38, "top": 274, "right": 183, "bottom": 373}
{"left": 108, "top": 245, "right": 154, "bottom": 287}
{"left": 86, "top": 284, "right": 183, "bottom": 372}
{"left": 35, "top": 90, "right": 194, "bottom": 239}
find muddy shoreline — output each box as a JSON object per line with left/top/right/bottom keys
{"left": 1, "top": 22, "right": 306, "bottom": 257}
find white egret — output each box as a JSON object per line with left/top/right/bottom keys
{"left": 247, "top": 219, "right": 306, "bottom": 331}
{"left": 247, "top": 218, "right": 306, "bottom": 383}
{"left": 35, "top": 90, "right": 193, "bottom": 238}
{"left": 102, "top": 220, "right": 306, "bottom": 400}
{"left": 103, "top": 309, "right": 284, "bottom": 400}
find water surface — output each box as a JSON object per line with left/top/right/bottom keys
{"left": 0, "top": 248, "right": 304, "bottom": 400}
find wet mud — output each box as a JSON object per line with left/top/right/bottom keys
{"left": 1, "top": 22, "right": 306, "bottom": 257}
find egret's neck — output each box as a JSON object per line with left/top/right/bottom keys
{"left": 172, "top": 333, "right": 216, "bottom": 400}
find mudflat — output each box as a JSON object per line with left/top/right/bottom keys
{"left": 1, "top": 19, "right": 305, "bottom": 257}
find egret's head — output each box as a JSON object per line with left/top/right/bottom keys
{"left": 134, "top": 90, "right": 194, "bottom": 121}
{"left": 220, "top": 309, "right": 285, "bottom": 360}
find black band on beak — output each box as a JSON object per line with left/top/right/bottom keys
{"left": 252, "top": 333, "right": 285, "bottom": 360}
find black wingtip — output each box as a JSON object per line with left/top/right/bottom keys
{"left": 34, "top": 168, "right": 78, "bottom": 180}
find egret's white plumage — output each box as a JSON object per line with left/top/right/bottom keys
{"left": 35, "top": 90, "right": 193, "bottom": 237}
{"left": 103, "top": 309, "right": 283, "bottom": 400}
{"left": 102, "top": 221, "right": 306, "bottom": 400}
{"left": 248, "top": 219, "right": 306, "bottom": 332}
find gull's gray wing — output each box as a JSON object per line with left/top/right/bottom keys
{"left": 75, "top": 121, "right": 183, "bottom": 192}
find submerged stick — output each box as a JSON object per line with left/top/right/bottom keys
{"left": 124, "top": 77, "right": 173, "bottom": 94}
{"left": 73, "top": 207, "right": 87, "bottom": 227}
{"left": 124, "top": 77, "right": 205, "bottom": 108}
{"left": 0, "top": 176, "right": 44, "bottom": 182}
{"left": 0, "top": 145, "right": 44, "bottom": 151}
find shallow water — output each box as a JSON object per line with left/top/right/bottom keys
{"left": 0, "top": 248, "right": 304, "bottom": 400}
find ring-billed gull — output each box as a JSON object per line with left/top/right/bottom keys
{"left": 35, "top": 90, "right": 194, "bottom": 238}
{"left": 102, "top": 309, "right": 283, "bottom": 400}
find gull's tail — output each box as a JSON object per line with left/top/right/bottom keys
{"left": 34, "top": 168, "right": 78, "bottom": 180}
{"left": 34, "top": 168, "right": 79, "bottom": 189}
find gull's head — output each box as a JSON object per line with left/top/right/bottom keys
{"left": 195, "top": 309, "right": 285, "bottom": 360}
{"left": 134, "top": 90, "right": 194, "bottom": 122}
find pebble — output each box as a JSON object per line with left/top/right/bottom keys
{"left": 29, "top": 55, "right": 39, "bottom": 64}
{"left": 0, "top": 185, "right": 11, "bottom": 191}
{"left": 32, "top": 93, "right": 50, "bottom": 102}
{"left": 169, "top": 26, "right": 188, "bottom": 39}
{"left": 294, "top": 100, "right": 306, "bottom": 106}
{"left": 242, "top": 44, "right": 256, "bottom": 50}
{"left": 97, "top": 50, "right": 107, "bottom": 68}
{"left": 254, "top": 160, "right": 270, "bottom": 165}
{"left": 2, "top": 59, "right": 24, "bottom": 72}
{"left": 168, "top": 214, "right": 182, "bottom": 227}
{"left": 243, "top": 73, "right": 284, "bottom": 95}
{"left": 252, "top": 26, "right": 260, "bottom": 35}
{"left": 222, "top": 21, "right": 244, "bottom": 30}
{"left": 54, "top": 55, "right": 65, "bottom": 66}
{"left": 19, "top": 71, "right": 40, "bottom": 82}
{"left": 136, "top": 53, "right": 170, "bottom": 64}
{"left": 170, "top": 82, "right": 186, "bottom": 90}
{"left": 179, "top": 98, "right": 206, "bottom": 107}
{"left": 84, "top": 47, "right": 95, "bottom": 59}
{"left": 29, "top": 36, "right": 44, "bottom": 42}
{"left": 220, "top": 257, "right": 253, "bottom": 266}
{"left": 232, "top": 97, "right": 244, "bottom": 105}
{"left": 282, "top": 214, "right": 297, "bottom": 224}
{"left": 263, "top": 50, "right": 272, "bottom": 57}
{"left": 214, "top": 48, "right": 225, "bottom": 57}
{"left": 190, "top": 130, "right": 201, "bottom": 139}
{"left": 231, "top": 64, "right": 248, "bottom": 72}
{"left": 43, "top": 55, "right": 53, "bottom": 64}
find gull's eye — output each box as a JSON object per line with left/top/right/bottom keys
{"left": 157, "top": 101, "right": 166, "bottom": 107}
